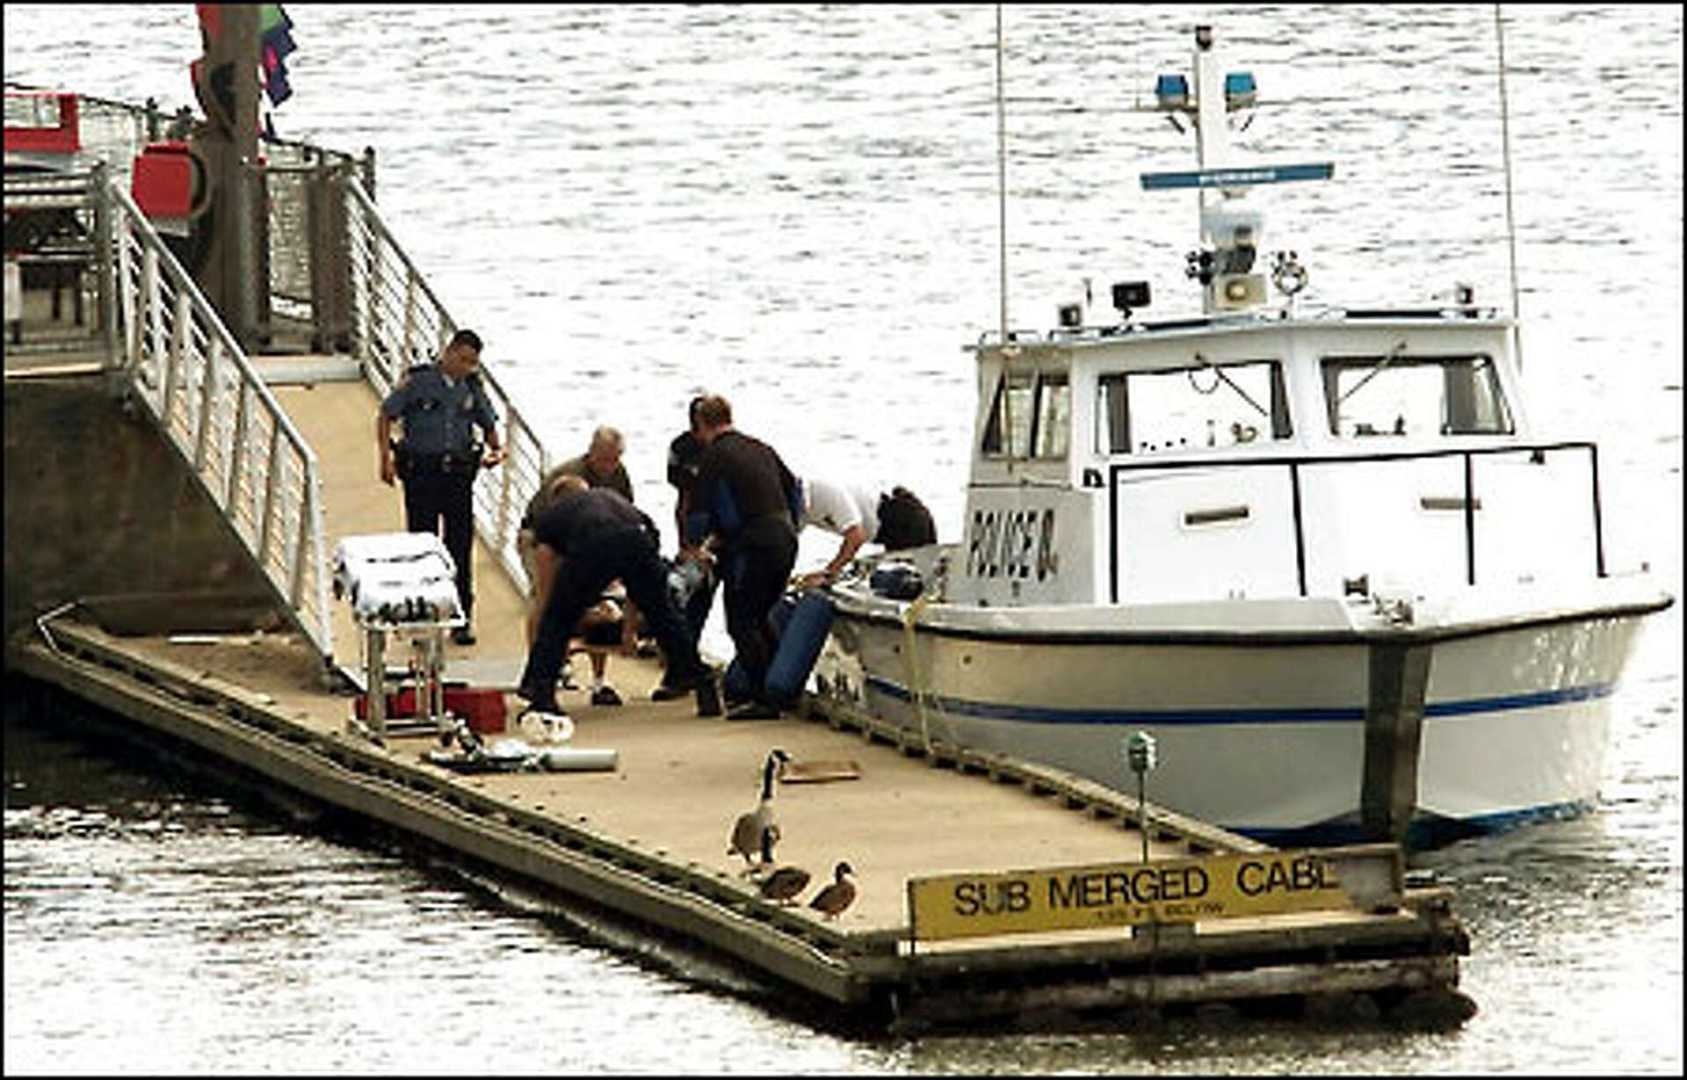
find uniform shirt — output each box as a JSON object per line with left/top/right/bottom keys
{"left": 688, "top": 430, "right": 800, "bottom": 548}
{"left": 381, "top": 364, "right": 498, "bottom": 456}
{"left": 801, "top": 477, "right": 882, "bottom": 541}
{"left": 531, "top": 488, "right": 659, "bottom": 558}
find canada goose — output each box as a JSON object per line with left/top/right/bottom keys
{"left": 755, "top": 827, "right": 811, "bottom": 905}
{"left": 728, "top": 748, "right": 790, "bottom": 871}
{"left": 809, "top": 861, "right": 856, "bottom": 920}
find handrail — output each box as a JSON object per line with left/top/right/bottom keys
{"left": 102, "top": 178, "right": 335, "bottom": 663}
{"left": 341, "top": 179, "right": 549, "bottom": 596}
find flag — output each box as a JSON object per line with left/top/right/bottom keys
{"left": 259, "top": 4, "right": 295, "bottom": 107}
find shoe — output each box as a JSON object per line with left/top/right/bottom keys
{"left": 651, "top": 666, "right": 711, "bottom": 700}
{"left": 451, "top": 626, "right": 477, "bottom": 646}
{"left": 650, "top": 682, "right": 688, "bottom": 702}
{"left": 726, "top": 699, "right": 781, "bottom": 721}
{"left": 591, "top": 685, "right": 623, "bottom": 707}
{"left": 694, "top": 678, "right": 722, "bottom": 718}
{"left": 560, "top": 663, "right": 580, "bottom": 691}
{"left": 514, "top": 683, "right": 562, "bottom": 716}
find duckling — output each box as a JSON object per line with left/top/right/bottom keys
{"left": 728, "top": 748, "right": 790, "bottom": 872}
{"left": 755, "top": 826, "right": 811, "bottom": 905}
{"left": 809, "top": 861, "right": 856, "bottom": 920}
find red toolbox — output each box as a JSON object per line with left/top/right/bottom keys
{"left": 354, "top": 684, "right": 507, "bottom": 734}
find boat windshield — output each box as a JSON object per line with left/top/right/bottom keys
{"left": 1322, "top": 353, "right": 1512, "bottom": 438}
{"left": 1095, "top": 359, "right": 1291, "bottom": 455}
{"left": 983, "top": 370, "right": 1070, "bottom": 459}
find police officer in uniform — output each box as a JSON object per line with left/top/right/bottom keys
{"left": 377, "top": 329, "right": 505, "bottom": 645}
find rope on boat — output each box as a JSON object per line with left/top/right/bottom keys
{"left": 901, "top": 592, "right": 939, "bottom": 755}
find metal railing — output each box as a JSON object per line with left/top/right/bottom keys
{"left": 105, "top": 176, "right": 335, "bottom": 662}
{"left": 342, "top": 179, "right": 549, "bottom": 596}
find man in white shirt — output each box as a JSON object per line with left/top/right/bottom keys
{"left": 795, "top": 478, "right": 936, "bottom": 589}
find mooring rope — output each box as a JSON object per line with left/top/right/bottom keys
{"left": 900, "top": 591, "right": 938, "bottom": 754}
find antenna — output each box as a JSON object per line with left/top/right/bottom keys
{"left": 1494, "top": 3, "right": 1525, "bottom": 370}
{"left": 994, "top": 4, "right": 1017, "bottom": 466}
{"left": 994, "top": 4, "right": 1009, "bottom": 351}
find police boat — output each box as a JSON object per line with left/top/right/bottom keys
{"left": 815, "top": 24, "right": 1674, "bottom": 848}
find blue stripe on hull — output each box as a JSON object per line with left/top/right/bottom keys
{"left": 1240, "top": 800, "right": 1596, "bottom": 850}
{"left": 863, "top": 675, "right": 1614, "bottom": 726}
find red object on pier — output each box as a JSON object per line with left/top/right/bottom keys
{"left": 131, "top": 140, "right": 207, "bottom": 222}
{"left": 354, "top": 684, "right": 508, "bottom": 734}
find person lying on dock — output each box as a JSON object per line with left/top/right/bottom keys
{"left": 515, "top": 478, "right": 720, "bottom": 720}
{"left": 570, "top": 586, "right": 635, "bottom": 707}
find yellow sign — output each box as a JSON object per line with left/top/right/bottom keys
{"left": 907, "top": 845, "right": 1400, "bottom": 943}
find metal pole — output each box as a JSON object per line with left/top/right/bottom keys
{"left": 993, "top": 5, "right": 1015, "bottom": 460}
{"left": 1494, "top": 3, "right": 1524, "bottom": 370}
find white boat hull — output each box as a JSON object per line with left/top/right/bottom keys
{"left": 818, "top": 585, "right": 1663, "bottom": 846}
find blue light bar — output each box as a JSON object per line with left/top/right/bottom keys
{"left": 1140, "top": 161, "right": 1335, "bottom": 190}
{"left": 1154, "top": 73, "right": 1189, "bottom": 109}
{"left": 1224, "top": 71, "right": 1257, "bottom": 108}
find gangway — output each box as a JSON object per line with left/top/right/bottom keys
{"left": 5, "top": 143, "right": 553, "bottom": 688}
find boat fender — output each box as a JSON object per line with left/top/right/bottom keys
{"left": 869, "top": 561, "right": 924, "bottom": 601}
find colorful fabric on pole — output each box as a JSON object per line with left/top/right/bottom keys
{"left": 259, "top": 4, "right": 296, "bottom": 107}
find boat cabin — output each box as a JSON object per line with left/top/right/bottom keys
{"left": 951, "top": 311, "right": 1603, "bottom": 609}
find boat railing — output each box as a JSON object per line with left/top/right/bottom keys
{"left": 101, "top": 172, "right": 335, "bottom": 662}
{"left": 341, "top": 179, "right": 547, "bottom": 596}
{"left": 1107, "top": 441, "right": 1604, "bottom": 603}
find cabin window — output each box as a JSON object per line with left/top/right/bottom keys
{"left": 983, "top": 370, "right": 1068, "bottom": 459}
{"left": 1095, "top": 359, "right": 1290, "bottom": 454}
{"left": 1322, "top": 353, "right": 1513, "bottom": 438}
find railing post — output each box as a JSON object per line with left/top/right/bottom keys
{"left": 1462, "top": 451, "right": 1476, "bottom": 586}
{"left": 90, "top": 162, "right": 118, "bottom": 367}
{"left": 194, "top": 331, "right": 218, "bottom": 473}
{"left": 227, "top": 382, "right": 250, "bottom": 515}
{"left": 142, "top": 246, "right": 163, "bottom": 392}
{"left": 163, "top": 286, "right": 190, "bottom": 436}
{"left": 259, "top": 416, "right": 282, "bottom": 570}
{"left": 292, "top": 472, "right": 314, "bottom": 608}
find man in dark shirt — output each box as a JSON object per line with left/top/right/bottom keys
{"left": 682, "top": 394, "right": 801, "bottom": 720}
{"left": 516, "top": 485, "right": 718, "bottom": 719}
{"left": 665, "top": 395, "right": 718, "bottom": 643}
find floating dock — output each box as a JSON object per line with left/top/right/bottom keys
{"left": 7, "top": 612, "right": 1473, "bottom": 1031}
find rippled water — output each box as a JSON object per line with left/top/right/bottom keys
{"left": 5, "top": 3, "right": 1681, "bottom": 1073}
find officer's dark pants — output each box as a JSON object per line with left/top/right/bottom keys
{"left": 520, "top": 526, "right": 705, "bottom": 708}
{"left": 720, "top": 516, "right": 798, "bottom": 705}
{"left": 401, "top": 467, "right": 477, "bottom": 622}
